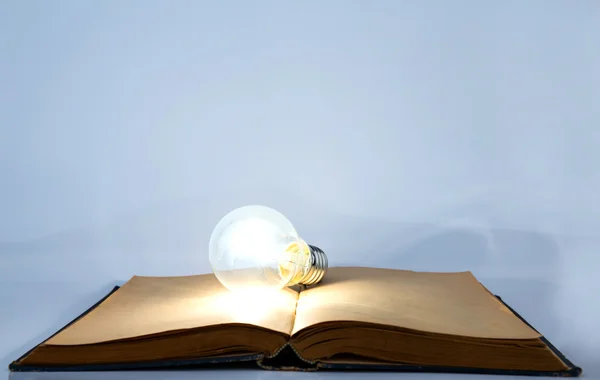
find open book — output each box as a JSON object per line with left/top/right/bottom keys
{"left": 10, "top": 267, "right": 581, "bottom": 376}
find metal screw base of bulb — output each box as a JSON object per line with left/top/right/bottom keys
{"left": 298, "top": 245, "right": 328, "bottom": 286}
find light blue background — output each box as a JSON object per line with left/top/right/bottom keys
{"left": 1, "top": 0, "right": 599, "bottom": 378}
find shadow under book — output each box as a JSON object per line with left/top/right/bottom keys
{"left": 9, "top": 267, "right": 582, "bottom": 376}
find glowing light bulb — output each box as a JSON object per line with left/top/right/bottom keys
{"left": 209, "top": 205, "right": 328, "bottom": 293}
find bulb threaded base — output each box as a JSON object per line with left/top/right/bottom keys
{"left": 299, "top": 245, "right": 328, "bottom": 286}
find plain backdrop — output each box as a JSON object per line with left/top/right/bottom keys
{"left": 1, "top": 0, "right": 599, "bottom": 379}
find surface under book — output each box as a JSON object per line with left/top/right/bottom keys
{"left": 10, "top": 267, "right": 581, "bottom": 376}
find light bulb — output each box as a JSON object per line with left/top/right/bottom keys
{"left": 208, "top": 205, "right": 328, "bottom": 293}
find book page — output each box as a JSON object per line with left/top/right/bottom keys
{"left": 46, "top": 272, "right": 299, "bottom": 345}
{"left": 292, "top": 267, "right": 541, "bottom": 339}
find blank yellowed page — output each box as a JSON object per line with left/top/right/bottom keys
{"left": 292, "top": 267, "right": 541, "bottom": 339}
{"left": 46, "top": 273, "right": 298, "bottom": 345}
